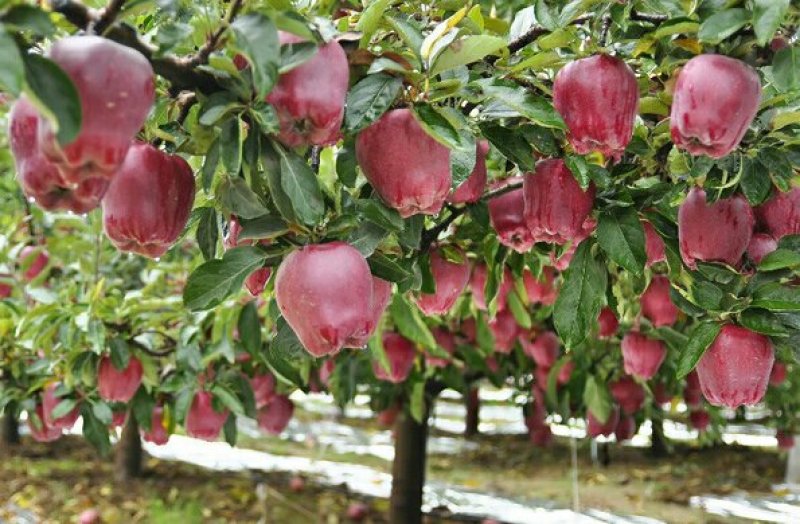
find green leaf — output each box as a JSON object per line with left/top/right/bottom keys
{"left": 478, "top": 123, "right": 535, "bottom": 171}
{"left": 0, "top": 26, "right": 24, "bottom": 95}
{"left": 238, "top": 214, "right": 289, "bottom": 240}
{"left": 385, "top": 16, "right": 423, "bottom": 60}
{"left": 218, "top": 176, "right": 269, "bottom": 219}
{"left": 131, "top": 389, "right": 155, "bottom": 432}
{"left": 109, "top": 338, "right": 130, "bottom": 370}
{"left": 201, "top": 139, "right": 220, "bottom": 192}
{"left": 752, "top": 0, "right": 789, "bottom": 47}
{"left": 223, "top": 414, "right": 237, "bottom": 446}
{"left": 275, "top": 145, "right": 325, "bottom": 226}
{"left": 24, "top": 54, "right": 81, "bottom": 145}
{"left": 335, "top": 139, "right": 358, "bottom": 187}
{"left": 389, "top": 294, "right": 436, "bottom": 350}
{"left": 430, "top": 35, "right": 507, "bottom": 75}
{"left": 196, "top": 207, "right": 219, "bottom": 261}
{"left": 219, "top": 117, "right": 243, "bottom": 176}
{"left": 676, "top": 322, "right": 721, "bottom": 379}
{"left": 698, "top": 9, "right": 750, "bottom": 44}
{"left": 357, "top": 0, "right": 391, "bottom": 45}
{"left": 279, "top": 41, "right": 317, "bottom": 73}
{"left": 411, "top": 104, "right": 463, "bottom": 149}
{"left": 210, "top": 384, "right": 245, "bottom": 416}
{"left": 91, "top": 401, "right": 113, "bottom": 425}
{"left": 752, "top": 282, "right": 800, "bottom": 311}
{"left": 51, "top": 398, "right": 77, "bottom": 420}
{"left": 231, "top": 13, "right": 279, "bottom": 98}
{"left": 450, "top": 132, "right": 477, "bottom": 190}
{"left": 238, "top": 301, "right": 262, "bottom": 355}
{"left": 596, "top": 207, "right": 646, "bottom": 275}
{"left": 356, "top": 199, "right": 404, "bottom": 232}
{"left": 480, "top": 84, "right": 564, "bottom": 129}
{"left": 2, "top": 5, "right": 55, "bottom": 36}
{"left": 553, "top": 241, "right": 607, "bottom": 348}
{"left": 759, "top": 249, "right": 800, "bottom": 271}
{"left": 367, "top": 253, "right": 413, "bottom": 286}
{"left": 183, "top": 246, "right": 268, "bottom": 310}
{"left": 740, "top": 308, "right": 791, "bottom": 337}
{"left": 409, "top": 380, "right": 426, "bottom": 423}
{"left": 583, "top": 376, "right": 612, "bottom": 424}
{"left": 739, "top": 157, "right": 771, "bottom": 206}
{"left": 773, "top": 46, "right": 800, "bottom": 93}
{"left": 81, "top": 404, "right": 110, "bottom": 455}
{"left": 345, "top": 73, "right": 402, "bottom": 133}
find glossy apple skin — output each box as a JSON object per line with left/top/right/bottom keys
{"left": 426, "top": 327, "right": 455, "bottom": 369}
{"left": 488, "top": 177, "right": 534, "bottom": 252}
{"left": 553, "top": 55, "right": 639, "bottom": 162}
{"left": 449, "top": 140, "right": 489, "bottom": 204}
{"left": 678, "top": 188, "right": 754, "bottom": 270}
{"left": 640, "top": 276, "right": 679, "bottom": 327}
{"left": 373, "top": 332, "right": 416, "bottom": 383}
{"left": 523, "top": 267, "right": 557, "bottom": 306}
{"left": 488, "top": 309, "right": 520, "bottom": 354}
{"left": 348, "top": 277, "right": 393, "bottom": 347}
{"left": 267, "top": 32, "right": 349, "bottom": 147}
{"left": 250, "top": 373, "right": 276, "bottom": 409}
{"left": 670, "top": 54, "right": 761, "bottom": 159}
{"left": 747, "top": 233, "right": 778, "bottom": 265}
{"left": 756, "top": 187, "right": 800, "bottom": 241}
{"left": 470, "top": 264, "right": 512, "bottom": 311}
{"left": 257, "top": 394, "right": 294, "bottom": 435}
{"left": 97, "top": 356, "right": 143, "bottom": 403}
{"left": 587, "top": 406, "right": 620, "bottom": 438}
{"left": 275, "top": 242, "right": 373, "bottom": 357}
{"left": 42, "top": 383, "right": 80, "bottom": 430}
{"left": 609, "top": 376, "right": 645, "bottom": 415}
{"left": 29, "top": 403, "right": 62, "bottom": 442}
{"left": 414, "top": 247, "right": 470, "bottom": 316}
{"left": 102, "top": 142, "right": 195, "bottom": 258}
{"left": 770, "top": 361, "right": 787, "bottom": 386}
{"left": 224, "top": 216, "right": 271, "bottom": 296}
{"left": 39, "top": 36, "right": 154, "bottom": 183}
{"left": 777, "top": 430, "right": 795, "bottom": 450}
{"left": 356, "top": 108, "right": 450, "bottom": 218}
{"left": 141, "top": 406, "right": 169, "bottom": 445}
{"left": 520, "top": 330, "right": 559, "bottom": 368}
{"left": 9, "top": 98, "right": 108, "bottom": 213}
{"left": 614, "top": 415, "right": 637, "bottom": 442}
{"left": 524, "top": 159, "right": 596, "bottom": 245}
{"left": 621, "top": 331, "right": 666, "bottom": 380}
{"left": 643, "top": 221, "right": 666, "bottom": 267}
{"left": 185, "top": 390, "right": 229, "bottom": 441}
{"left": 696, "top": 324, "right": 774, "bottom": 408}
{"left": 689, "top": 409, "right": 710, "bottom": 432}
{"left": 19, "top": 246, "right": 49, "bottom": 281}
{"left": 597, "top": 307, "right": 619, "bottom": 338}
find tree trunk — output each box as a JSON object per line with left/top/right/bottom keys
{"left": 1, "top": 413, "right": 20, "bottom": 448}
{"left": 389, "top": 406, "right": 430, "bottom": 524}
{"left": 114, "top": 415, "right": 142, "bottom": 482}
{"left": 464, "top": 386, "right": 479, "bottom": 437}
{"left": 649, "top": 411, "right": 669, "bottom": 458}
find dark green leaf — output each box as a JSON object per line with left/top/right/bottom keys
{"left": 357, "top": 199, "right": 404, "bottom": 232}
{"left": 279, "top": 41, "right": 317, "bottom": 73}
{"left": 91, "top": 401, "right": 113, "bottom": 425}
{"left": 81, "top": 404, "right": 110, "bottom": 455}
{"left": 345, "top": 73, "right": 402, "bottom": 133}
{"left": 480, "top": 84, "right": 564, "bottom": 129}
{"left": 368, "top": 253, "right": 413, "bottom": 286}
{"left": 759, "top": 249, "right": 800, "bottom": 271}
{"left": 231, "top": 13, "right": 279, "bottom": 98}
{"left": 389, "top": 294, "right": 436, "bottom": 350}
{"left": 336, "top": 139, "right": 359, "bottom": 187}
{"left": 698, "top": 9, "right": 750, "bottom": 44}
{"left": 676, "top": 322, "right": 721, "bottom": 379}
{"left": 773, "top": 46, "right": 800, "bottom": 92}
{"left": 184, "top": 246, "right": 268, "bottom": 310}
{"left": 583, "top": 376, "right": 612, "bottom": 424}
{"left": 223, "top": 414, "right": 237, "bottom": 446}
{"left": 450, "top": 132, "right": 477, "bottom": 190}
{"left": 218, "top": 176, "right": 269, "bottom": 219}
{"left": 412, "top": 104, "right": 463, "bottom": 149}
{"left": 109, "top": 338, "right": 130, "bottom": 370}
{"left": 752, "top": 282, "right": 800, "bottom": 311}
{"left": 0, "top": 25, "right": 24, "bottom": 94}
{"left": 2, "top": 5, "right": 55, "bottom": 36}
{"left": 238, "top": 214, "right": 289, "bottom": 240}
{"left": 553, "top": 241, "right": 607, "bottom": 348}
{"left": 24, "top": 54, "right": 81, "bottom": 145}
{"left": 275, "top": 145, "right": 325, "bottom": 226}
{"left": 478, "top": 123, "right": 535, "bottom": 171}
{"left": 740, "top": 308, "right": 791, "bottom": 337}
{"left": 220, "top": 118, "right": 243, "bottom": 176}
{"left": 196, "top": 207, "right": 219, "bottom": 261}
{"left": 238, "top": 301, "right": 261, "bottom": 354}
{"left": 210, "top": 384, "right": 245, "bottom": 416}
{"left": 739, "top": 157, "right": 771, "bottom": 206}
{"left": 752, "top": 0, "right": 790, "bottom": 47}
{"left": 596, "top": 207, "right": 646, "bottom": 275}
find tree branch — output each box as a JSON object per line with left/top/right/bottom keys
{"left": 129, "top": 337, "right": 176, "bottom": 358}
{"left": 188, "top": 0, "right": 245, "bottom": 67}
{"left": 94, "top": 0, "right": 127, "bottom": 35}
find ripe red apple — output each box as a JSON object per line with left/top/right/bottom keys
{"left": 141, "top": 406, "right": 169, "bottom": 445}
{"left": 520, "top": 330, "right": 560, "bottom": 368}
{"left": 257, "top": 394, "right": 294, "bottom": 435}
{"left": 97, "top": 356, "right": 143, "bottom": 403}
{"left": 377, "top": 405, "right": 400, "bottom": 428}
{"left": 224, "top": 216, "right": 271, "bottom": 296}
{"left": 678, "top": 188, "right": 754, "bottom": 270}
{"left": 553, "top": 54, "right": 639, "bottom": 162}
{"left": 621, "top": 331, "right": 666, "bottom": 380}
{"left": 348, "top": 276, "right": 393, "bottom": 347}
{"left": 102, "top": 142, "right": 195, "bottom": 258}
{"left": 684, "top": 371, "right": 702, "bottom": 408}
{"left": 614, "top": 415, "right": 637, "bottom": 442}
{"left": 110, "top": 410, "right": 127, "bottom": 428}
{"left": 414, "top": 247, "right": 470, "bottom": 316}
{"left": 275, "top": 242, "right": 374, "bottom": 357}
{"left": 587, "top": 406, "right": 620, "bottom": 438}
{"left": 42, "top": 383, "right": 79, "bottom": 430}
{"left": 777, "top": 430, "right": 795, "bottom": 450}
{"left": 9, "top": 97, "right": 108, "bottom": 213}
{"left": 356, "top": 108, "right": 450, "bottom": 218}
{"left": 696, "top": 324, "right": 774, "bottom": 408}
{"left": 19, "top": 245, "right": 49, "bottom": 281}
{"left": 522, "top": 267, "right": 558, "bottom": 306}
{"left": 0, "top": 274, "right": 12, "bottom": 299}
{"left": 609, "top": 376, "right": 645, "bottom": 415}
{"left": 640, "top": 275, "right": 679, "bottom": 327}
{"left": 39, "top": 36, "right": 154, "bottom": 183}
{"left": 426, "top": 327, "right": 455, "bottom": 369}
{"left": 266, "top": 32, "right": 349, "bottom": 148}
{"left": 689, "top": 409, "right": 710, "bottom": 432}
{"left": 488, "top": 309, "right": 520, "bottom": 354}
{"left": 289, "top": 475, "right": 305, "bottom": 492}
{"left": 653, "top": 382, "right": 673, "bottom": 405}
{"left": 28, "top": 403, "right": 62, "bottom": 442}
{"left": 524, "top": 159, "right": 596, "bottom": 245}
{"left": 770, "top": 361, "right": 787, "bottom": 386}
{"left": 670, "top": 54, "right": 761, "bottom": 158}
{"left": 469, "top": 264, "right": 512, "bottom": 311}
{"left": 185, "top": 390, "right": 229, "bottom": 441}
{"left": 550, "top": 218, "right": 596, "bottom": 270}
{"left": 488, "top": 176, "right": 535, "bottom": 252}
{"left": 643, "top": 220, "right": 666, "bottom": 267}
{"left": 449, "top": 140, "right": 489, "bottom": 204}
{"left": 747, "top": 233, "right": 778, "bottom": 265}
{"left": 374, "top": 332, "right": 416, "bottom": 383}
{"left": 756, "top": 187, "right": 800, "bottom": 241}
{"left": 250, "top": 372, "right": 276, "bottom": 408}
{"left": 345, "top": 501, "right": 369, "bottom": 522}
{"left": 558, "top": 360, "right": 575, "bottom": 385}
{"left": 597, "top": 307, "right": 619, "bottom": 338}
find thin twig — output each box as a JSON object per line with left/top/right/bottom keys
{"left": 129, "top": 338, "right": 176, "bottom": 358}
{"left": 94, "top": 0, "right": 127, "bottom": 35}
{"left": 19, "top": 190, "right": 36, "bottom": 238}
{"left": 188, "top": 0, "right": 246, "bottom": 67}
{"left": 598, "top": 15, "right": 612, "bottom": 48}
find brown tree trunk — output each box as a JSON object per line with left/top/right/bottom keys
{"left": 389, "top": 405, "right": 430, "bottom": 524}
{"left": 650, "top": 409, "right": 669, "bottom": 458}
{"left": 114, "top": 415, "right": 142, "bottom": 482}
{"left": 464, "top": 386, "right": 479, "bottom": 437}
{"left": 1, "top": 413, "right": 20, "bottom": 448}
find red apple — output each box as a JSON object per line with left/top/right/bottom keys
{"left": 488, "top": 176, "right": 534, "bottom": 252}
{"left": 747, "top": 233, "right": 778, "bottom": 265}
{"left": 469, "top": 264, "right": 512, "bottom": 311}
{"left": 97, "top": 356, "right": 143, "bottom": 403}
{"left": 653, "top": 382, "right": 673, "bottom": 404}
{"left": 696, "top": 324, "right": 774, "bottom": 408}
{"left": 250, "top": 372, "right": 276, "bottom": 408}
{"left": 756, "top": 187, "right": 800, "bottom": 241}
{"left": 224, "top": 216, "right": 271, "bottom": 296}
{"left": 347, "top": 276, "right": 393, "bottom": 347}
{"left": 485, "top": 356, "right": 499, "bottom": 374}
{"left": 689, "top": 409, "right": 710, "bottom": 432}
{"left": 670, "top": 54, "right": 760, "bottom": 158}
{"left": 524, "top": 159, "right": 596, "bottom": 245}
{"left": 587, "top": 406, "right": 620, "bottom": 438}
{"left": 414, "top": 247, "right": 470, "bottom": 316}
{"left": 614, "top": 415, "right": 637, "bottom": 442}
{"left": 19, "top": 245, "right": 49, "bottom": 281}
{"left": 643, "top": 220, "right": 666, "bottom": 267}
{"left": 266, "top": 32, "right": 349, "bottom": 147}
{"left": 597, "top": 307, "right": 619, "bottom": 338}
{"left": 488, "top": 309, "right": 520, "bottom": 354}
{"left": 770, "top": 361, "right": 787, "bottom": 386}
{"left": 257, "top": 394, "right": 294, "bottom": 435}
{"left": 0, "top": 273, "right": 11, "bottom": 299}
{"left": 550, "top": 218, "right": 596, "bottom": 270}
{"left": 345, "top": 501, "right": 369, "bottom": 521}
{"left": 558, "top": 360, "right": 575, "bottom": 385}
{"left": 529, "top": 425, "right": 553, "bottom": 447}
{"left": 553, "top": 54, "right": 639, "bottom": 162}
{"left": 684, "top": 371, "right": 703, "bottom": 408}
{"left": 28, "top": 403, "right": 62, "bottom": 442}
{"left": 185, "top": 390, "right": 229, "bottom": 441}
{"left": 777, "top": 430, "right": 795, "bottom": 450}
{"left": 522, "top": 267, "right": 558, "bottom": 306}
{"left": 609, "top": 376, "right": 645, "bottom": 415}
{"left": 289, "top": 475, "right": 305, "bottom": 492}
{"left": 426, "top": 327, "right": 455, "bottom": 369}
{"left": 640, "top": 275, "right": 679, "bottom": 327}
{"left": 377, "top": 405, "right": 400, "bottom": 428}
{"left": 102, "top": 142, "right": 195, "bottom": 258}
{"left": 42, "top": 383, "right": 79, "bottom": 430}
{"left": 373, "top": 332, "right": 416, "bottom": 383}
{"left": 110, "top": 410, "right": 127, "bottom": 428}
{"left": 356, "top": 108, "right": 450, "bottom": 217}
{"left": 621, "top": 331, "right": 666, "bottom": 380}
{"left": 275, "top": 242, "right": 374, "bottom": 357}
{"left": 449, "top": 140, "right": 489, "bottom": 204}
{"left": 520, "top": 330, "right": 560, "bottom": 368}
{"left": 678, "top": 188, "right": 754, "bottom": 270}
{"left": 141, "top": 406, "right": 169, "bottom": 445}
{"left": 78, "top": 509, "right": 101, "bottom": 524}
{"left": 9, "top": 97, "right": 108, "bottom": 213}
{"left": 39, "top": 36, "right": 154, "bottom": 183}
